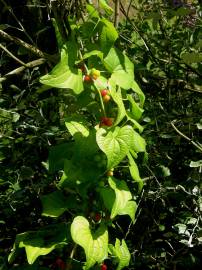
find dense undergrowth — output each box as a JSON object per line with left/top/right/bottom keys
{"left": 0, "top": 1, "right": 201, "bottom": 270}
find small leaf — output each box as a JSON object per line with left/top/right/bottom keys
{"left": 99, "top": 18, "right": 118, "bottom": 53}
{"left": 103, "top": 48, "right": 134, "bottom": 89}
{"left": 48, "top": 142, "right": 74, "bottom": 173}
{"left": 181, "top": 52, "right": 202, "bottom": 64}
{"left": 9, "top": 224, "right": 68, "bottom": 264}
{"left": 189, "top": 160, "right": 202, "bottom": 168}
{"left": 110, "top": 84, "right": 126, "bottom": 125}
{"left": 99, "top": 0, "right": 113, "bottom": 15}
{"left": 109, "top": 239, "right": 131, "bottom": 270}
{"left": 127, "top": 94, "right": 144, "bottom": 121}
{"left": 41, "top": 191, "right": 69, "bottom": 217}
{"left": 130, "top": 130, "right": 146, "bottom": 153}
{"left": 40, "top": 41, "right": 83, "bottom": 94}
{"left": 71, "top": 216, "right": 108, "bottom": 269}
{"left": 127, "top": 153, "right": 143, "bottom": 192}
{"left": 108, "top": 177, "right": 137, "bottom": 222}
{"left": 65, "top": 115, "right": 89, "bottom": 138}
{"left": 131, "top": 81, "right": 145, "bottom": 107}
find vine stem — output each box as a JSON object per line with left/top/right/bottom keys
{"left": 95, "top": 83, "right": 106, "bottom": 117}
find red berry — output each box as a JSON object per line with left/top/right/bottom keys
{"left": 103, "top": 94, "right": 111, "bottom": 103}
{"left": 100, "top": 117, "right": 113, "bottom": 127}
{"left": 80, "top": 65, "right": 86, "bottom": 73}
{"left": 84, "top": 75, "right": 92, "bottom": 82}
{"left": 101, "top": 89, "right": 109, "bottom": 97}
{"left": 55, "top": 258, "right": 66, "bottom": 270}
{"left": 101, "top": 264, "right": 107, "bottom": 270}
{"left": 94, "top": 213, "right": 101, "bottom": 222}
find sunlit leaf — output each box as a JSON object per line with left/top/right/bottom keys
{"left": 109, "top": 239, "right": 131, "bottom": 270}
{"left": 71, "top": 216, "right": 108, "bottom": 269}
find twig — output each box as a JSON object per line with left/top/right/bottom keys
{"left": 0, "top": 30, "right": 56, "bottom": 62}
{"left": 66, "top": 244, "right": 77, "bottom": 270}
{"left": 145, "top": 164, "right": 161, "bottom": 187}
{"left": 0, "top": 58, "right": 46, "bottom": 83}
{"left": 0, "top": 43, "right": 27, "bottom": 66}
{"left": 119, "top": 1, "right": 158, "bottom": 64}
{"left": 114, "top": 0, "right": 120, "bottom": 28}
{"left": 0, "top": 0, "right": 34, "bottom": 44}
{"left": 171, "top": 120, "right": 202, "bottom": 152}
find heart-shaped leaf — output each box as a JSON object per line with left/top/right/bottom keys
{"left": 103, "top": 48, "right": 134, "bottom": 89}
{"left": 96, "top": 126, "right": 134, "bottom": 169}
{"left": 109, "top": 239, "right": 131, "bottom": 270}
{"left": 108, "top": 177, "right": 137, "bottom": 222}
{"left": 40, "top": 41, "right": 83, "bottom": 94}
{"left": 71, "top": 216, "right": 108, "bottom": 269}
{"left": 8, "top": 224, "right": 68, "bottom": 264}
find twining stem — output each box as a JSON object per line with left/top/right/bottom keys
{"left": 95, "top": 85, "right": 107, "bottom": 117}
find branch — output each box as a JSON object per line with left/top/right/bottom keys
{"left": 0, "top": 30, "right": 57, "bottom": 62}
{"left": 0, "top": 0, "right": 34, "bottom": 44}
{"left": 171, "top": 120, "right": 202, "bottom": 152}
{"left": 114, "top": 0, "right": 120, "bottom": 28}
{"left": 0, "top": 43, "right": 27, "bottom": 66}
{"left": 0, "top": 58, "right": 46, "bottom": 83}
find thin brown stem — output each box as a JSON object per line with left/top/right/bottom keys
{"left": 0, "top": 0, "right": 34, "bottom": 44}
{"left": 0, "top": 30, "right": 57, "bottom": 62}
{"left": 114, "top": 0, "right": 120, "bottom": 28}
{"left": 171, "top": 120, "right": 202, "bottom": 152}
{"left": 0, "top": 43, "right": 27, "bottom": 66}
{"left": 0, "top": 58, "right": 46, "bottom": 83}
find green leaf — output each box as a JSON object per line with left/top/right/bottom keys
{"left": 40, "top": 41, "right": 83, "bottom": 94}
{"left": 103, "top": 48, "right": 134, "bottom": 89}
{"left": 181, "top": 52, "right": 202, "bottom": 64}
{"left": 48, "top": 142, "right": 74, "bottom": 173}
{"left": 96, "top": 126, "right": 135, "bottom": 169}
{"left": 127, "top": 94, "right": 144, "bottom": 121}
{"left": 131, "top": 81, "right": 145, "bottom": 107}
{"left": 80, "top": 50, "right": 103, "bottom": 62}
{"left": 190, "top": 160, "right": 202, "bottom": 168}
{"left": 109, "top": 239, "right": 131, "bottom": 270}
{"left": 65, "top": 115, "right": 89, "bottom": 138}
{"left": 110, "top": 84, "right": 126, "bottom": 125}
{"left": 100, "top": 187, "right": 116, "bottom": 211}
{"left": 108, "top": 177, "right": 137, "bottom": 222}
{"left": 41, "top": 191, "right": 69, "bottom": 217}
{"left": 86, "top": 4, "right": 99, "bottom": 18}
{"left": 9, "top": 224, "right": 68, "bottom": 264}
{"left": 126, "top": 113, "right": 144, "bottom": 133}
{"left": 52, "top": 18, "right": 63, "bottom": 50}
{"left": 99, "top": 0, "right": 113, "bottom": 15}
{"left": 71, "top": 216, "right": 108, "bottom": 269}
{"left": 127, "top": 153, "right": 143, "bottom": 192}
{"left": 130, "top": 130, "right": 146, "bottom": 153}
{"left": 99, "top": 18, "right": 118, "bottom": 53}
{"left": 58, "top": 130, "right": 105, "bottom": 188}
